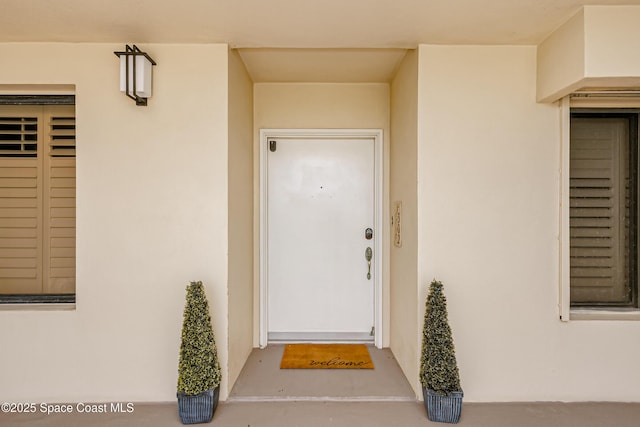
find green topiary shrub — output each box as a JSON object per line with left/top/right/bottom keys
{"left": 420, "top": 279, "right": 461, "bottom": 395}
{"left": 177, "top": 281, "right": 221, "bottom": 395}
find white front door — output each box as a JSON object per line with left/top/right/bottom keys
{"left": 262, "top": 130, "right": 380, "bottom": 344}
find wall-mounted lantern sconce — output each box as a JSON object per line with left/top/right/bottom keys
{"left": 114, "top": 45, "right": 157, "bottom": 106}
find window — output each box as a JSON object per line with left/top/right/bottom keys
{"left": 0, "top": 100, "right": 75, "bottom": 303}
{"left": 569, "top": 110, "right": 638, "bottom": 309}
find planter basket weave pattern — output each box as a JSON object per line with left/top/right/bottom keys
{"left": 423, "top": 388, "right": 463, "bottom": 424}
{"left": 177, "top": 387, "right": 219, "bottom": 424}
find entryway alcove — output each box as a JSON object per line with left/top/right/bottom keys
{"left": 226, "top": 47, "right": 423, "bottom": 399}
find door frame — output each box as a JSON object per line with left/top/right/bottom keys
{"left": 259, "top": 128, "right": 384, "bottom": 348}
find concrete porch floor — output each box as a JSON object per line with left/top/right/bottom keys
{"left": 2, "top": 345, "right": 640, "bottom": 426}
{"left": 228, "top": 344, "right": 416, "bottom": 401}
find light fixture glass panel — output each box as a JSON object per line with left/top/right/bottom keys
{"left": 119, "top": 55, "right": 153, "bottom": 98}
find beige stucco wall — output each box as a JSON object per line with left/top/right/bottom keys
{"left": 389, "top": 50, "right": 420, "bottom": 397}
{"left": 418, "top": 44, "right": 640, "bottom": 401}
{"left": 227, "top": 49, "right": 254, "bottom": 392}
{"left": 252, "top": 83, "right": 391, "bottom": 347}
{"left": 0, "top": 43, "right": 232, "bottom": 402}
{"left": 537, "top": 8, "right": 586, "bottom": 102}
{"left": 538, "top": 6, "right": 640, "bottom": 102}
{"left": 584, "top": 6, "right": 640, "bottom": 78}
{"left": 3, "top": 38, "right": 640, "bottom": 406}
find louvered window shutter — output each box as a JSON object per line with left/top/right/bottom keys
{"left": 44, "top": 106, "right": 75, "bottom": 293}
{"left": 0, "top": 105, "right": 75, "bottom": 295}
{"left": 0, "top": 107, "right": 43, "bottom": 293}
{"left": 570, "top": 117, "right": 630, "bottom": 304}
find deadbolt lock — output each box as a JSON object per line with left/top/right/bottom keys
{"left": 365, "top": 227, "right": 373, "bottom": 240}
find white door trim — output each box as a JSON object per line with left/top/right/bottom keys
{"left": 259, "top": 128, "right": 384, "bottom": 349}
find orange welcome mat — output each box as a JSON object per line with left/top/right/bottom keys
{"left": 280, "top": 344, "right": 374, "bottom": 369}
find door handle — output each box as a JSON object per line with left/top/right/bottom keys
{"left": 365, "top": 247, "right": 372, "bottom": 280}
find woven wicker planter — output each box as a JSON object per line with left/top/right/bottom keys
{"left": 177, "top": 387, "right": 219, "bottom": 424}
{"left": 423, "top": 387, "right": 463, "bottom": 424}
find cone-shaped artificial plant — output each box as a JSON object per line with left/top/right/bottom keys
{"left": 177, "top": 281, "right": 221, "bottom": 396}
{"left": 420, "top": 279, "right": 461, "bottom": 395}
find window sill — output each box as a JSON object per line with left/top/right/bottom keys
{"left": 0, "top": 303, "right": 75, "bottom": 311}
{"left": 570, "top": 308, "right": 640, "bottom": 321}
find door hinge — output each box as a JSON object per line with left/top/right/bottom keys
{"left": 269, "top": 140, "right": 277, "bottom": 152}
{"left": 370, "top": 326, "right": 375, "bottom": 336}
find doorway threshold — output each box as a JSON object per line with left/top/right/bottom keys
{"left": 268, "top": 331, "right": 374, "bottom": 343}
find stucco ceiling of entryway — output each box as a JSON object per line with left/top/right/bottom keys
{"left": 237, "top": 48, "right": 409, "bottom": 82}
{"left": 3, "top": 0, "right": 640, "bottom": 82}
